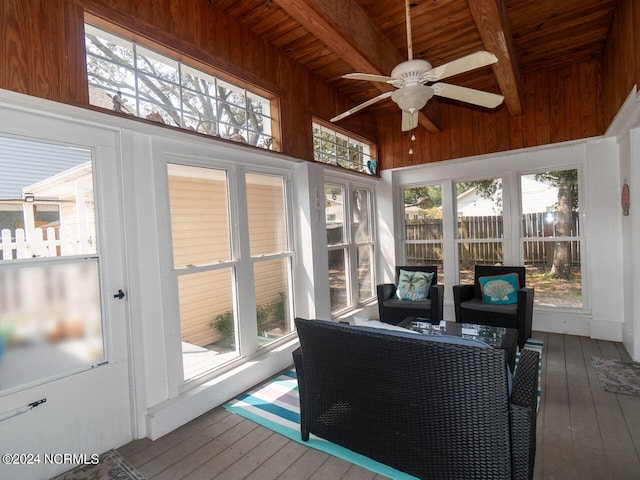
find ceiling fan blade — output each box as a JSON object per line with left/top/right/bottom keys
{"left": 401, "top": 110, "right": 419, "bottom": 132}
{"left": 330, "top": 91, "right": 394, "bottom": 123}
{"left": 432, "top": 83, "right": 504, "bottom": 108}
{"left": 342, "top": 72, "right": 396, "bottom": 83}
{"left": 427, "top": 51, "right": 498, "bottom": 81}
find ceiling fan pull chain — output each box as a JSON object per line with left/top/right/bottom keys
{"left": 409, "top": 128, "right": 415, "bottom": 155}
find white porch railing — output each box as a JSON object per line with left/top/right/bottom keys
{"left": 0, "top": 227, "right": 93, "bottom": 260}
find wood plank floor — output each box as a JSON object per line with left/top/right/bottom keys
{"left": 117, "top": 332, "right": 640, "bottom": 480}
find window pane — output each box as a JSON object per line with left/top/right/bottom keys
{"left": 182, "top": 115, "right": 217, "bottom": 136}
{"left": 524, "top": 241, "right": 582, "bottom": 308}
{"left": 357, "top": 245, "right": 375, "bottom": 300}
{"left": 521, "top": 169, "right": 579, "bottom": 238}
{"left": 351, "top": 187, "right": 372, "bottom": 243}
{"left": 405, "top": 243, "right": 443, "bottom": 268}
{"left": 312, "top": 122, "right": 375, "bottom": 175}
{"left": 0, "top": 136, "right": 103, "bottom": 394}
{"left": 136, "top": 45, "right": 179, "bottom": 82}
{"left": 254, "top": 258, "right": 292, "bottom": 347}
{"left": 168, "top": 164, "right": 231, "bottom": 268}
{"left": 326, "top": 184, "right": 345, "bottom": 246}
{"left": 458, "top": 242, "right": 504, "bottom": 284}
{"left": 521, "top": 169, "right": 582, "bottom": 308}
{"left": 404, "top": 185, "right": 443, "bottom": 239}
{"left": 404, "top": 185, "right": 443, "bottom": 268}
{"left": 246, "top": 173, "right": 287, "bottom": 256}
{"left": 178, "top": 268, "right": 238, "bottom": 380}
{"left": 181, "top": 70, "right": 217, "bottom": 96}
{"left": 456, "top": 178, "right": 503, "bottom": 283}
{"left": 0, "top": 260, "right": 103, "bottom": 392}
{"left": 329, "top": 248, "right": 349, "bottom": 312}
{"left": 0, "top": 136, "right": 96, "bottom": 259}
{"left": 456, "top": 179, "right": 503, "bottom": 239}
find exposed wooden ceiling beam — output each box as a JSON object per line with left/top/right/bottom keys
{"left": 274, "top": 0, "right": 441, "bottom": 132}
{"left": 467, "top": 0, "right": 523, "bottom": 115}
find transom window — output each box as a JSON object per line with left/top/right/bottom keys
{"left": 313, "top": 122, "right": 376, "bottom": 175}
{"left": 84, "top": 23, "right": 274, "bottom": 149}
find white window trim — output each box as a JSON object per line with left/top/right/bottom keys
{"left": 394, "top": 147, "right": 590, "bottom": 316}
{"left": 516, "top": 165, "right": 587, "bottom": 313}
{"left": 325, "top": 172, "right": 378, "bottom": 317}
{"left": 155, "top": 151, "right": 299, "bottom": 395}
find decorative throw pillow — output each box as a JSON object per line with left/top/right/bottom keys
{"left": 395, "top": 269, "right": 434, "bottom": 301}
{"left": 479, "top": 273, "right": 519, "bottom": 304}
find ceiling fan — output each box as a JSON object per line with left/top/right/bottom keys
{"left": 330, "top": 0, "right": 505, "bottom": 131}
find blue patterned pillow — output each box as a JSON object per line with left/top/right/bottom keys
{"left": 395, "top": 269, "right": 434, "bottom": 301}
{"left": 479, "top": 273, "right": 519, "bottom": 304}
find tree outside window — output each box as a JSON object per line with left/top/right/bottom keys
{"left": 521, "top": 169, "right": 582, "bottom": 308}
{"left": 84, "top": 23, "right": 274, "bottom": 149}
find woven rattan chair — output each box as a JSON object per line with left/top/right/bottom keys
{"left": 293, "top": 317, "right": 539, "bottom": 480}
{"left": 376, "top": 265, "right": 444, "bottom": 325}
{"left": 453, "top": 265, "right": 534, "bottom": 349}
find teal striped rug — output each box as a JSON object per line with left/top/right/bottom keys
{"left": 224, "top": 369, "right": 419, "bottom": 479}
{"left": 224, "top": 339, "right": 543, "bottom": 479}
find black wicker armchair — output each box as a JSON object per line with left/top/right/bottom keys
{"left": 293, "top": 317, "right": 539, "bottom": 480}
{"left": 377, "top": 265, "right": 444, "bottom": 325}
{"left": 453, "top": 265, "right": 534, "bottom": 349}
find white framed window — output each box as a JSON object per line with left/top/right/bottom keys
{"left": 397, "top": 164, "right": 588, "bottom": 314}
{"left": 520, "top": 168, "right": 583, "bottom": 309}
{"left": 325, "top": 181, "right": 376, "bottom": 314}
{"left": 313, "top": 121, "right": 376, "bottom": 175}
{"left": 166, "top": 162, "right": 295, "bottom": 382}
{"left": 402, "top": 184, "right": 444, "bottom": 269}
{"left": 84, "top": 23, "right": 275, "bottom": 149}
{"left": 245, "top": 172, "right": 294, "bottom": 348}
{"left": 455, "top": 177, "right": 504, "bottom": 284}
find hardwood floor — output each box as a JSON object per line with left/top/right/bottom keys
{"left": 117, "top": 332, "right": 640, "bottom": 480}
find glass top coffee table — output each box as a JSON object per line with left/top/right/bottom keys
{"left": 398, "top": 317, "right": 518, "bottom": 371}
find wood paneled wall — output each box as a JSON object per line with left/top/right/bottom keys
{"left": 0, "top": 0, "right": 376, "bottom": 162}
{"left": 601, "top": 0, "right": 640, "bottom": 129}
{"left": 377, "top": 60, "right": 604, "bottom": 169}
{"left": 0, "top": 0, "right": 637, "bottom": 172}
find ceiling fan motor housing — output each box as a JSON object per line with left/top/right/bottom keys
{"left": 390, "top": 59, "right": 434, "bottom": 86}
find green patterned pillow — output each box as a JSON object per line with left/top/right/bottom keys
{"left": 395, "top": 269, "right": 434, "bottom": 301}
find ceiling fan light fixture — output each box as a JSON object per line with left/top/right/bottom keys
{"left": 391, "top": 84, "right": 433, "bottom": 112}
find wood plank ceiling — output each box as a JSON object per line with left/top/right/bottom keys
{"left": 209, "top": 0, "right": 618, "bottom": 133}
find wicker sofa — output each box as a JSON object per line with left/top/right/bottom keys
{"left": 293, "top": 317, "right": 539, "bottom": 480}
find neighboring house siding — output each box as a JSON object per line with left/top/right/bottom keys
{"left": 169, "top": 175, "right": 287, "bottom": 347}
{"left": 0, "top": 136, "right": 90, "bottom": 199}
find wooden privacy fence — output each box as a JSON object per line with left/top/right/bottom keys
{"left": 0, "top": 227, "right": 92, "bottom": 260}
{"left": 406, "top": 213, "right": 580, "bottom": 266}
